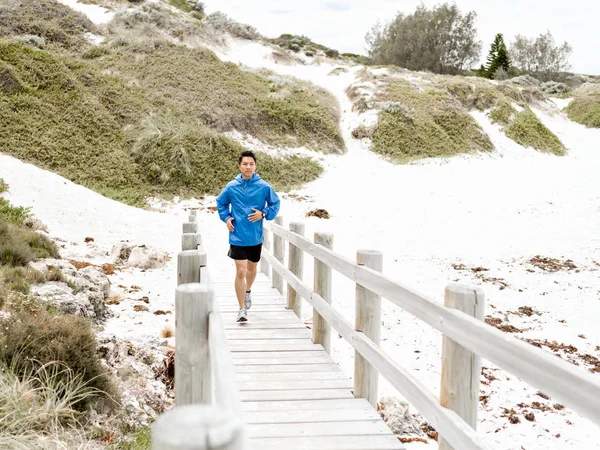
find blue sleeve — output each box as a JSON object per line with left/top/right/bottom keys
{"left": 263, "top": 185, "right": 280, "bottom": 221}
{"left": 216, "top": 186, "right": 232, "bottom": 223}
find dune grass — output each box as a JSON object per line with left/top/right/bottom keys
{"left": 368, "top": 79, "right": 493, "bottom": 162}
{"left": 565, "top": 83, "right": 600, "bottom": 128}
{"left": 0, "top": 0, "right": 96, "bottom": 51}
{"left": 354, "top": 72, "right": 565, "bottom": 162}
{"left": 0, "top": 40, "right": 327, "bottom": 206}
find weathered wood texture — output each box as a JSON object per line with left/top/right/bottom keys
{"left": 175, "top": 284, "right": 213, "bottom": 406}
{"left": 177, "top": 250, "right": 206, "bottom": 285}
{"left": 354, "top": 249, "right": 383, "bottom": 407}
{"left": 286, "top": 222, "right": 304, "bottom": 317}
{"left": 261, "top": 229, "right": 271, "bottom": 275}
{"left": 271, "top": 216, "right": 284, "bottom": 293}
{"left": 439, "top": 284, "right": 485, "bottom": 450}
{"left": 153, "top": 405, "right": 244, "bottom": 449}
{"left": 312, "top": 232, "right": 333, "bottom": 353}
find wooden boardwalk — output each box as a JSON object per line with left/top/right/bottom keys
{"left": 212, "top": 273, "right": 404, "bottom": 450}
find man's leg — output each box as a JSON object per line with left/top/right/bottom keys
{"left": 234, "top": 260, "right": 247, "bottom": 309}
{"left": 245, "top": 261, "right": 258, "bottom": 293}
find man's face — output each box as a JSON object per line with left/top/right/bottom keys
{"left": 239, "top": 156, "right": 256, "bottom": 178}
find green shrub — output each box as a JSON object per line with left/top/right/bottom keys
{"left": 0, "top": 198, "right": 31, "bottom": 225}
{"left": 0, "top": 0, "right": 95, "bottom": 50}
{"left": 0, "top": 308, "right": 115, "bottom": 411}
{"left": 82, "top": 45, "right": 110, "bottom": 59}
{"left": 370, "top": 79, "right": 493, "bottom": 162}
{"left": 505, "top": 109, "right": 566, "bottom": 155}
{"left": 1, "top": 266, "right": 46, "bottom": 294}
{"left": 169, "top": 0, "right": 192, "bottom": 12}
{"left": 109, "top": 426, "right": 152, "bottom": 450}
{"left": 566, "top": 84, "right": 600, "bottom": 128}
{"left": 488, "top": 101, "right": 516, "bottom": 126}
{"left": 435, "top": 77, "right": 564, "bottom": 154}
{"left": 0, "top": 220, "right": 59, "bottom": 267}
{"left": 0, "top": 179, "right": 7, "bottom": 194}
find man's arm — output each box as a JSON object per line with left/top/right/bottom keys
{"left": 263, "top": 186, "right": 280, "bottom": 220}
{"left": 216, "top": 186, "right": 233, "bottom": 223}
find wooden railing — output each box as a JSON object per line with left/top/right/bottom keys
{"left": 153, "top": 211, "right": 247, "bottom": 450}
{"left": 260, "top": 217, "right": 600, "bottom": 450}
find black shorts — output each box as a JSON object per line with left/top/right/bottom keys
{"left": 228, "top": 244, "right": 262, "bottom": 263}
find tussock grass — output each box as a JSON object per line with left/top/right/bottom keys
{"left": 0, "top": 308, "right": 115, "bottom": 411}
{"left": 0, "top": 359, "right": 100, "bottom": 448}
{"left": 370, "top": 79, "right": 493, "bottom": 162}
{"left": 566, "top": 83, "right": 600, "bottom": 128}
{"left": 0, "top": 220, "right": 59, "bottom": 267}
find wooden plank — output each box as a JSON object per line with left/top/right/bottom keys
{"left": 219, "top": 306, "right": 288, "bottom": 312}
{"left": 232, "top": 351, "right": 325, "bottom": 359}
{"left": 227, "top": 340, "right": 320, "bottom": 352}
{"left": 247, "top": 420, "right": 392, "bottom": 438}
{"left": 240, "top": 389, "right": 354, "bottom": 402}
{"left": 242, "top": 398, "right": 373, "bottom": 412}
{"left": 244, "top": 408, "right": 381, "bottom": 424}
{"left": 235, "top": 371, "right": 347, "bottom": 382}
{"left": 249, "top": 435, "right": 404, "bottom": 450}
{"left": 235, "top": 364, "right": 341, "bottom": 373}
{"left": 233, "top": 356, "right": 332, "bottom": 365}
{"left": 224, "top": 322, "right": 307, "bottom": 330}
{"left": 238, "top": 379, "right": 352, "bottom": 391}
{"left": 266, "top": 221, "right": 600, "bottom": 429}
{"left": 225, "top": 329, "right": 311, "bottom": 340}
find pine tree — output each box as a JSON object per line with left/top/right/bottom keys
{"left": 481, "top": 33, "right": 511, "bottom": 79}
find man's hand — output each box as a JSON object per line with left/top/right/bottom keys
{"left": 248, "top": 208, "right": 264, "bottom": 223}
{"left": 226, "top": 217, "right": 235, "bottom": 232}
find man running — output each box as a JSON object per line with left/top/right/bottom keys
{"left": 216, "top": 151, "right": 280, "bottom": 322}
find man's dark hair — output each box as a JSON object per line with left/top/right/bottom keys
{"left": 238, "top": 151, "right": 256, "bottom": 164}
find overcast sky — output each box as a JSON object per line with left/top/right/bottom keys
{"left": 202, "top": 0, "right": 600, "bottom": 75}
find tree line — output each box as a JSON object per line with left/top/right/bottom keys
{"left": 365, "top": 3, "right": 573, "bottom": 81}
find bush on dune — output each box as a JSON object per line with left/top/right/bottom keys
{"left": 566, "top": 83, "right": 600, "bottom": 128}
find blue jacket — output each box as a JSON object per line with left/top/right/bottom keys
{"left": 216, "top": 173, "right": 280, "bottom": 246}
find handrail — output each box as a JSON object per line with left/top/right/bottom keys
{"left": 209, "top": 310, "right": 244, "bottom": 413}
{"left": 261, "top": 250, "right": 492, "bottom": 450}
{"left": 265, "top": 221, "right": 600, "bottom": 427}
{"left": 153, "top": 212, "right": 246, "bottom": 450}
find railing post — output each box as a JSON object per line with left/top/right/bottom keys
{"left": 177, "top": 250, "right": 207, "bottom": 285}
{"left": 287, "top": 222, "right": 305, "bottom": 318}
{"left": 312, "top": 232, "right": 333, "bottom": 353}
{"left": 272, "top": 216, "right": 284, "bottom": 293}
{"left": 175, "top": 284, "right": 214, "bottom": 406}
{"left": 188, "top": 215, "right": 197, "bottom": 223}
{"left": 182, "top": 233, "right": 202, "bottom": 251}
{"left": 438, "top": 284, "right": 485, "bottom": 450}
{"left": 260, "top": 228, "right": 271, "bottom": 276}
{"left": 183, "top": 222, "right": 198, "bottom": 234}
{"left": 354, "top": 249, "right": 383, "bottom": 407}
{"left": 153, "top": 404, "right": 244, "bottom": 449}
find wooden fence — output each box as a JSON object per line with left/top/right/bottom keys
{"left": 153, "top": 211, "right": 248, "bottom": 449}
{"left": 259, "top": 217, "right": 600, "bottom": 450}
